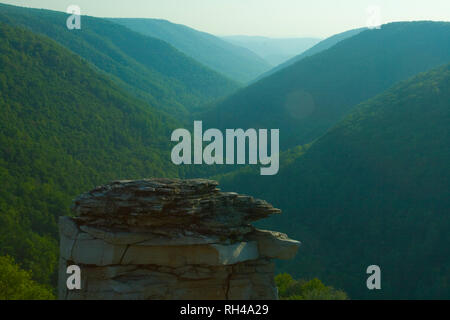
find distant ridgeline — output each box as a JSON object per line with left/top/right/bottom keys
{"left": 109, "top": 18, "right": 273, "bottom": 83}
{"left": 0, "top": 3, "right": 239, "bottom": 120}
{"left": 255, "top": 27, "right": 366, "bottom": 81}
{"left": 203, "top": 21, "right": 450, "bottom": 150}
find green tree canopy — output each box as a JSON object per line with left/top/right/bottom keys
{"left": 275, "top": 274, "right": 348, "bottom": 300}
{"left": 0, "top": 256, "right": 55, "bottom": 300}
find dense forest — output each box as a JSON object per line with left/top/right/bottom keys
{"left": 203, "top": 22, "right": 450, "bottom": 149}
{"left": 219, "top": 64, "right": 450, "bottom": 299}
{"left": 0, "top": 22, "right": 185, "bottom": 288}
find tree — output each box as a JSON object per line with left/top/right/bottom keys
{"left": 0, "top": 255, "right": 55, "bottom": 300}
{"left": 275, "top": 273, "right": 348, "bottom": 300}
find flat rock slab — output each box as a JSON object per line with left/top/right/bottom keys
{"left": 248, "top": 229, "right": 301, "bottom": 260}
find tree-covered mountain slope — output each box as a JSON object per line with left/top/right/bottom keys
{"left": 256, "top": 28, "right": 365, "bottom": 81}
{"left": 219, "top": 63, "right": 450, "bottom": 299}
{"left": 110, "top": 18, "right": 272, "bottom": 84}
{"left": 0, "top": 23, "right": 185, "bottom": 287}
{"left": 222, "top": 35, "right": 321, "bottom": 67}
{"left": 0, "top": 3, "right": 239, "bottom": 119}
{"left": 202, "top": 22, "right": 450, "bottom": 150}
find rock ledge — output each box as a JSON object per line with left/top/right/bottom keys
{"left": 59, "top": 179, "right": 300, "bottom": 300}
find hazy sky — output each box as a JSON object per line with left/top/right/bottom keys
{"left": 1, "top": 0, "right": 449, "bottom": 38}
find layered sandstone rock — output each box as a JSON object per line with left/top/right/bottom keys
{"left": 59, "top": 178, "right": 300, "bottom": 300}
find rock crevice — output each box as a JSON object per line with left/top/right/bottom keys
{"left": 59, "top": 178, "right": 300, "bottom": 300}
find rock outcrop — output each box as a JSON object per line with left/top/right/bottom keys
{"left": 59, "top": 178, "right": 300, "bottom": 300}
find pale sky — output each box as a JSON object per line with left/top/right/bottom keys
{"left": 1, "top": 0, "right": 449, "bottom": 38}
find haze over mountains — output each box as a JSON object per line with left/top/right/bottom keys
{"left": 222, "top": 35, "right": 321, "bottom": 66}
{"left": 203, "top": 21, "right": 450, "bottom": 149}
{"left": 110, "top": 18, "right": 273, "bottom": 83}
{"left": 0, "top": 2, "right": 449, "bottom": 300}
{"left": 0, "top": 3, "right": 239, "bottom": 120}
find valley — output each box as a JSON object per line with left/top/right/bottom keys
{"left": 0, "top": 2, "right": 449, "bottom": 301}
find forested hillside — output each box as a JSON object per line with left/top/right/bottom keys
{"left": 0, "top": 23, "right": 183, "bottom": 287}
{"left": 256, "top": 27, "right": 365, "bottom": 80}
{"left": 110, "top": 18, "right": 272, "bottom": 83}
{"left": 219, "top": 64, "right": 450, "bottom": 299}
{"left": 1, "top": 1, "right": 449, "bottom": 301}
{"left": 203, "top": 22, "right": 450, "bottom": 149}
{"left": 0, "top": 3, "right": 239, "bottom": 119}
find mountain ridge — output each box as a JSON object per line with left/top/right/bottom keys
{"left": 222, "top": 35, "right": 321, "bottom": 66}
{"left": 0, "top": 3, "right": 239, "bottom": 119}
{"left": 255, "top": 27, "right": 366, "bottom": 81}
{"left": 219, "top": 63, "right": 450, "bottom": 299}
{"left": 110, "top": 18, "right": 272, "bottom": 83}
{"left": 202, "top": 21, "right": 450, "bottom": 150}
